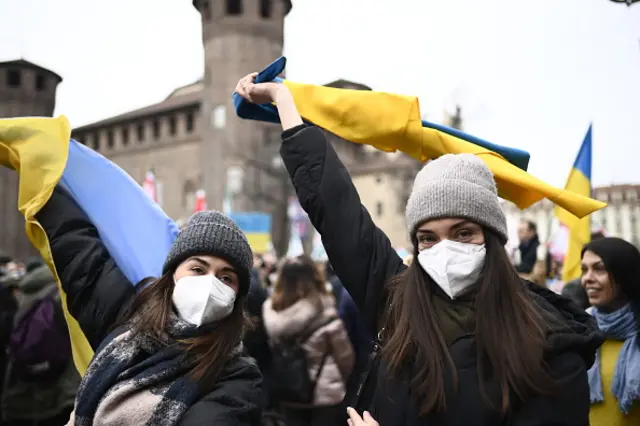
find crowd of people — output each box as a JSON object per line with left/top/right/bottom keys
{"left": 0, "top": 73, "right": 637, "bottom": 425}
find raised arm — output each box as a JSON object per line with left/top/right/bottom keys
{"left": 35, "top": 186, "right": 136, "bottom": 349}
{"left": 235, "top": 75, "right": 404, "bottom": 332}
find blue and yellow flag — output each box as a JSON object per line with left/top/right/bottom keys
{"left": 233, "top": 57, "right": 606, "bottom": 219}
{"left": 555, "top": 125, "right": 594, "bottom": 282}
{"left": 0, "top": 116, "right": 179, "bottom": 375}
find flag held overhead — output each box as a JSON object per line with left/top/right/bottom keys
{"left": 233, "top": 57, "right": 607, "bottom": 219}
{"left": 0, "top": 116, "right": 179, "bottom": 375}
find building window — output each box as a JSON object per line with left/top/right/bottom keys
{"left": 202, "top": 0, "right": 211, "bottom": 20}
{"left": 93, "top": 138, "right": 101, "bottom": 151}
{"left": 122, "top": 127, "right": 130, "bottom": 146}
{"left": 376, "top": 202, "right": 383, "bottom": 218}
{"left": 106, "top": 130, "right": 114, "bottom": 149}
{"left": 169, "top": 116, "right": 177, "bottom": 136}
{"left": 137, "top": 123, "right": 145, "bottom": 142}
{"left": 35, "top": 74, "right": 46, "bottom": 92}
{"left": 226, "top": 0, "right": 242, "bottom": 15}
{"left": 186, "top": 112, "right": 194, "bottom": 133}
{"left": 83, "top": 134, "right": 91, "bottom": 146}
{"left": 260, "top": 0, "right": 272, "bottom": 18}
{"left": 153, "top": 120, "right": 161, "bottom": 140}
{"left": 7, "top": 70, "right": 20, "bottom": 87}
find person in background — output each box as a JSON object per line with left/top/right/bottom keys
{"left": 562, "top": 232, "right": 606, "bottom": 310}
{"left": 2, "top": 265, "right": 80, "bottom": 426}
{"left": 0, "top": 255, "right": 18, "bottom": 424}
{"left": 516, "top": 220, "right": 540, "bottom": 274}
{"left": 263, "top": 256, "right": 354, "bottom": 426}
{"left": 235, "top": 73, "right": 604, "bottom": 425}
{"left": 581, "top": 237, "right": 640, "bottom": 425}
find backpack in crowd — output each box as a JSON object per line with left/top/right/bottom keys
{"left": 8, "top": 287, "right": 72, "bottom": 381}
{"left": 269, "top": 315, "right": 338, "bottom": 405}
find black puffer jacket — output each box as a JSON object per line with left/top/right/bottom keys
{"left": 36, "top": 187, "right": 264, "bottom": 426}
{"left": 279, "top": 124, "right": 604, "bottom": 426}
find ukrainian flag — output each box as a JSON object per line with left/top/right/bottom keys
{"left": 233, "top": 57, "right": 606, "bottom": 219}
{"left": 0, "top": 116, "right": 179, "bottom": 375}
{"left": 555, "top": 125, "right": 595, "bottom": 282}
{"left": 228, "top": 212, "right": 272, "bottom": 254}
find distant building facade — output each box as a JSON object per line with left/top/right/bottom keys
{"left": 0, "top": 59, "right": 62, "bottom": 260}
{"left": 502, "top": 184, "right": 640, "bottom": 250}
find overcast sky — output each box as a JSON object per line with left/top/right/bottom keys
{"left": 1, "top": 0, "right": 638, "bottom": 188}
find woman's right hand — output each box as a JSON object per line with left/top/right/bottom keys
{"left": 234, "top": 73, "right": 285, "bottom": 105}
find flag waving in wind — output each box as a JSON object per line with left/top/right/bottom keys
{"left": 0, "top": 116, "right": 179, "bottom": 375}
{"left": 555, "top": 125, "right": 595, "bottom": 282}
{"left": 233, "top": 57, "right": 606, "bottom": 220}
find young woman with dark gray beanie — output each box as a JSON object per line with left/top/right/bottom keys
{"left": 235, "top": 73, "right": 605, "bottom": 426}
{"left": 33, "top": 187, "right": 263, "bottom": 425}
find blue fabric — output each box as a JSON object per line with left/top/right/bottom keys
{"left": 573, "top": 124, "right": 593, "bottom": 178}
{"left": 59, "top": 140, "right": 179, "bottom": 286}
{"left": 587, "top": 304, "right": 640, "bottom": 414}
{"left": 233, "top": 56, "right": 530, "bottom": 172}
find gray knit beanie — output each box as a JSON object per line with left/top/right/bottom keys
{"left": 405, "top": 153, "right": 508, "bottom": 244}
{"left": 163, "top": 211, "right": 253, "bottom": 296}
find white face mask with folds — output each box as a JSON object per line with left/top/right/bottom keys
{"left": 417, "top": 239, "right": 486, "bottom": 299}
{"left": 172, "top": 275, "right": 237, "bottom": 327}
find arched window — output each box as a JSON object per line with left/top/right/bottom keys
{"left": 226, "top": 0, "right": 242, "bottom": 15}
{"left": 260, "top": 0, "right": 272, "bottom": 18}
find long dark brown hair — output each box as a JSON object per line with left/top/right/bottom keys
{"left": 121, "top": 272, "right": 248, "bottom": 391}
{"left": 382, "top": 230, "right": 554, "bottom": 415}
{"left": 271, "top": 255, "right": 328, "bottom": 312}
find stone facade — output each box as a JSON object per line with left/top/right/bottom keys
{"left": 0, "top": 60, "right": 62, "bottom": 261}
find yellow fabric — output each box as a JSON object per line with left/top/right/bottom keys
{"left": 556, "top": 168, "right": 592, "bottom": 282}
{"left": 245, "top": 232, "right": 271, "bottom": 254}
{"left": 589, "top": 340, "right": 640, "bottom": 426}
{"left": 0, "top": 116, "right": 94, "bottom": 375}
{"left": 282, "top": 80, "right": 607, "bottom": 218}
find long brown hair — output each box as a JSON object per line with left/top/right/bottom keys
{"left": 122, "top": 272, "right": 248, "bottom": 391}
{"left": 382, "top": 230, "right": 554, "bottom": 415}
{"left": 271, "top": 255, "right": 327, "bottom": 311}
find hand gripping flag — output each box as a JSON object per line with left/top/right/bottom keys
{"left": 233, "top": 57, "right": 606, "bottom": 219}
{"left": 0, "top": 116, "right": 179, "bottom": 375}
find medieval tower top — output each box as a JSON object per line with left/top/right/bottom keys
{"left": 0, "top": 59, "right": 62, "bottom": 118}
{"left": 192, "top": 0, "right": 293, "bottom": 212}
{"left": 0, "top": 59, "right": 62, "bottom": 261}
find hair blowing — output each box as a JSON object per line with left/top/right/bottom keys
{"left": 382, "top": 231, "right": 554, "bottom": 415}
{"left": 121, "top": 273, "right": 248, "bottom": 392}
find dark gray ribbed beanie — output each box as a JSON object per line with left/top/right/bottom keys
{"left": 405, "top": 153, "right": 508, "bottom": 244}
{"left": 163, "top": 211, "right": 253, "bottom": 296}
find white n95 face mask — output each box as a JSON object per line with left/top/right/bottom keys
{"left": 417, "top": 240, "right": 486, "bottom": 299}
{"left": 172, "top": 275, "right": 237, "bottom": 327}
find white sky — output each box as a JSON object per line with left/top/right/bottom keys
{"left": 1, "top": 0, "right": 639, "bottom": 188}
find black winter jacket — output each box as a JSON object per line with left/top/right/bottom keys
{"left": 279, "top": 124, "right": 604, "bottom": 426}
{"left": 35, "top": 187, "right": 264, "bottom": 426}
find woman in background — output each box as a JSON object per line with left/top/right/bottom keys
{"left": 581, "top": 237, "right": 640, "bottom": 425}
{"left": 263, "top": 256, "right": 354, "bottom": 426}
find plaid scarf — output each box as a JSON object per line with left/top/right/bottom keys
{"left": 73, "top": 316, "right": 238, "bottom": 425}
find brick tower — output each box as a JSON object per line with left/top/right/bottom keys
{"left": 0, "top": 60, "right": 62, "bottom": 261}
{"left": 192, "top": 0, "right": 292, "bottom": 213}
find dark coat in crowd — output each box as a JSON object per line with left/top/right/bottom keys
{"left": 280, "top": 124, "right": 604, "bottom": 426}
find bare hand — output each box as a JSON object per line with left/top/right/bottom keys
{"left": 234, "top": 73, "right": 284, "bottom": 105}
{"left": 347, "top": 407, "right": 379, "bottom": 426}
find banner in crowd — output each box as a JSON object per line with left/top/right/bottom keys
{"left": 233, "top": 56, "right": 607, "bottom": 219}
{"left": 0, "top": 116, "right": 179, "bottom": 375}
{"left": 228, "top": 212, "right": 272, "bottom": 254}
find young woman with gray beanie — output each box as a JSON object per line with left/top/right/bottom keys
{"left": 235, "top": 73, "right": 604, "bottom": 426}
{"left": 33, "top": 187, "right": 263, "bottom": 425}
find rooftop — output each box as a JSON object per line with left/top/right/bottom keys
{"left": 0, "top": 59, "right": 63, "bottom": 83}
